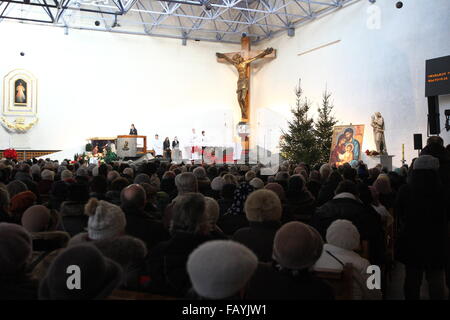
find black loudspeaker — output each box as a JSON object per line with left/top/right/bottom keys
{"left": 413, "top": 134, "right": 423, "bottom": 150}
{"left": 428, "top": 96, "right": 440, "bottom": 134}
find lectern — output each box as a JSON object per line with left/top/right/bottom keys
{"left": 116, "top": 135, "right": 147, "bottom": 158}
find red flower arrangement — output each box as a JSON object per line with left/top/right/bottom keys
{"left": 365, "top": 149, "right": 380, "bottom": 156}
{"left": 3, "top": 148, "right": 18, "bottom": 160}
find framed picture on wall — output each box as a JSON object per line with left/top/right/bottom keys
{"left": 329, "top": 124, "right": 365, "bottom": 167}
{"left": 2, "top": 69, "right": 38, "bottom": 116}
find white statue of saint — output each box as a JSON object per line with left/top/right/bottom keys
{"left": 371, "top": 112, "right": 387, "bottom": 155}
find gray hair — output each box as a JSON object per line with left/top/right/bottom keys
{"left": 61, "top": 169, "right": 73, "bottom": 180}
{"left": 41, "top": 169, "right": 55, "bottom": 181}
{"left": 193, "top": 166, "right": 207, "bottom": 180}
{"left": 7, "top": 180, "right": 28, "bottom": 198}
{"left": 171, "top": 193, "right": 206, "bottom": 234}
{"left": 76, "top": 167, "right": 89, "bottom": 177}
{"left": 31, "top": 164, "right": 41, "bottom": 176}
{"left": 204, "top": 197, "right": 220, "bottom": 228}
{"left": 175, "top": 172, "right": 198, "bottom": 195}
{"left": 123, "top": 167, "right": 134, "bottom": 178}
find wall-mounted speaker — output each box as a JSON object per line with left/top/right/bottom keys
{"left": 413, "top": 134, "right": 423, "bottom": 150}
{"left": 428, "top": 96, "right": 440, "bottom": 135}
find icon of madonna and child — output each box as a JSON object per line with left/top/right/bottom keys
{"left": 329, "top": 125, "right": 365, "bottom": 168}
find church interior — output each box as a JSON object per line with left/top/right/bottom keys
{"left": 0, "top": 0, "right": 449, "bottom": 304}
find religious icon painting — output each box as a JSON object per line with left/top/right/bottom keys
{"left": 2, "top": 69, "right": 37, "bottom": 116}
{"left": 329, "top": 124, "right": 365, "bottom": 167}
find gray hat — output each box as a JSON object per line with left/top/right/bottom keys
{"left": 273, "top": 222, "right": 323, "bottom": 270}
{"left": 210, "top": 177, "right": 225, "bottom": 191}
{"left": 249, "top": 177, "right": 264, "bottom": 189}
{"left": 187, "top": 240, "right": 258, "bottom": 299}
{"left": 0, "top": 223, "right": 32, "bottom": 275}
{"left": 413, "top": 155, "right": 439, "bottom": 171}
{"left": 85, "top": 199, "right": 126, "bottom": 240}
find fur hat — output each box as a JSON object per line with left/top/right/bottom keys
{"left": 10, "top": 191, "right": 37, "bottom": 221}
{"left": 413, "top": 155, "right": 440, "bottom": 171}
{"left": 187, "top": 240, "right": 258, "bottom": 299}
{"left": 326, "top": 219, "right": 360, "bottom": 251}
{"left": 249, "top": 177, "right": 264, "bottom": 190}
{"left": 245, "top": 189, "right": 282, "bottom": 222}
{"left": 264, "top": 183, "right": 286, "bottom": 202}
{"left": 211, "top": 177, "right": 225, "bottom": 191}
{"left": 21, "top": 205, "right": 59, "bottom": 232}
{"left": 39, "top": 244, "right": 123, "bottom": 300}
{"left": 273, "top": 222, "right": 323, "bottom": 270}
{"left": 0, "top": 223, "right": 32, "bottom": 275}
{"left": 84, "top": 199, "right": 126, "bottom": 240}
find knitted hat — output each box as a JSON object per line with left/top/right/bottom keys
{"left": 413, "top": 155, "right": 440, "bottom": 171}
{"left": 187, "top": 240, "right": 258, "bottom": 299}
{"left": 21, "top": 205, "right": 53, "bottom": 232}
{"left": 211, "top": 177, "right": 225, "bottom": 191}
{"left": 273, "top": 222, "right": 323, "bottom": 270}
{"left": 84, "top": 199, "right": 126, "bottom": 240}
{"left": 0, "top": 223, "right": 32, "bottom": 275}
{"left": 245, "top": 189, "right": 282, "bottom": 222}
{"left": 39, "top": 244, "right": 123, "bottom": 300}
{"left": 249, "top": 177, "right": 264, "bottom": 189}
{"left": 326, "top": 219, "right": 360, "bottom": 251}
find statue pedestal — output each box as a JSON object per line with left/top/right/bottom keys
{"left": 363, "top": 154, "right": 394, "bottom": 171}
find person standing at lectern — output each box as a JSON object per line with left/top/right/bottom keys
{"left": 129, "top": 124, "right": 138, "bottom": 135}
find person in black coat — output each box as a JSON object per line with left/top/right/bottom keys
{"left": 120, "top": 184, "right": 169, "bottom": 251}
{"left": 317, "top": 171, "right": 343, "bottom": 206}
{"left": 245, "top": 221, "right": 334, "bottom": 300}
{"left": 233, "top": 189, "right": 281, "bottom": 262}
{"left": 146, "top": 193, "right": 213, "bottom": 297}
{"left": 395, "top": 155, "right": 449, "bottom": 300}
{"left": 310, "top": 180, "right": 385, "bottom": 265}
{"left": 284, "top": 175, "right": 316, "bottom": 223}
{"left": 0, "top": 223, "right": 38, "bottom": 300}
{"left": 129, "top": 124, "right": 138, "bottom": 135}
{"left": 60, "top": 183, "right": 90, "bottom": 237}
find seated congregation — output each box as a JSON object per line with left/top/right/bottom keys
{"left": 0, "top": 136, "right": 449, "bottom": 300}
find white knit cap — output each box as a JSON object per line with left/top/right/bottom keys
{"left": 326, "top": 219, "right": 360, "bottom": 251}
{"left": 187, "top": 240, "right": 258, "bottom": 299}
{"left": 85, "top": 199, "right": 126, "bottom": 240}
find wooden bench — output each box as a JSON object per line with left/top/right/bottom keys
{"left": 313, "top": 263, "right": 353, "bottom": 300}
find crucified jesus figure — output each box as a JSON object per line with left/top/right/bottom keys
{"left": 216, "top": 47, "right": 273, "bottom": 119}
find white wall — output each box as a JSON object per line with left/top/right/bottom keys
{"left": 0, "top": 22, "right": 241, "bottom": 155}
{"left": 252, "top": 0, "right": 450, "bottom": 167}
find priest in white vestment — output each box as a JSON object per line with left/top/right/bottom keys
{"left": 152, "top": 134, "right": 164, "bottom": 157}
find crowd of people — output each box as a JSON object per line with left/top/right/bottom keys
{"left": 0, "top": 136, "right": 448, "bottom": 300}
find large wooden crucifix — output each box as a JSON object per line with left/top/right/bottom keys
{"left": 216, "top": 36, "right": 276, "bottom": 122}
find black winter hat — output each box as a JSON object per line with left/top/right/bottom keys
{"left": 39, "top": 244, "right": 122, "bottom": 300}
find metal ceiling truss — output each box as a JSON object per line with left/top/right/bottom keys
{"left": 0, "top": 0, "right": 360, "bottom": 44}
